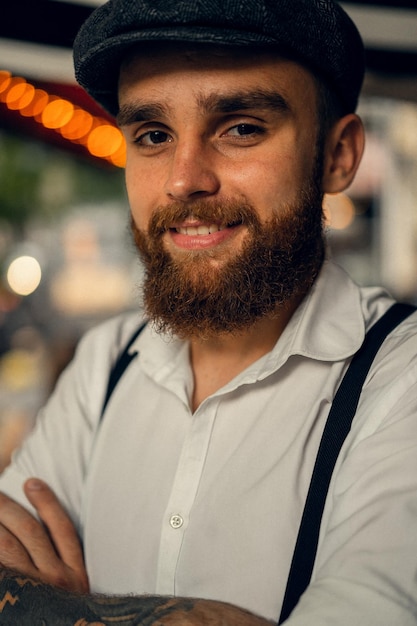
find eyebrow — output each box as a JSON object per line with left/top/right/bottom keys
{"left": 198, "top": 90, "right": 290, "bottom": 115}
{"left": 117, "top": 103, "right": 167, "bottom": 127}
{"left": 117, "top": 89, "right": 289, "bottom": 127}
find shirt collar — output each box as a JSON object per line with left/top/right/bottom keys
{"left": 276, "top": 260, "right": 365, "bottom": 362}
{"left": 136, "top": 261, "right": 366, "bottom": 389}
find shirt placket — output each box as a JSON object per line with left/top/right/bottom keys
{"left": 155, "top": 398, "right": 219, "bottom": 594}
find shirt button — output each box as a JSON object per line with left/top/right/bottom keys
{"left": 170, "top": 514, "right": 184, "bottom": 529}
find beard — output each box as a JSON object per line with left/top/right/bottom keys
{"left": 131, "top": 181, "right": 325, "bottom": 340}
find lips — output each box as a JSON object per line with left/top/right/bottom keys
{"left": 167, "top": 217, "right": 244, "bottom": 251}
{"left": 171, "top": 214, "right": 244, "bottom": 237}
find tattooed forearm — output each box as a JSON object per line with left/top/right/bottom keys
{"left": 0, "top": 571, "right": 188, "bottom": 625}
{"left": 0, "top": 568, "right": 274, "bottom": 625}
{"left": 0, "top": 569, "right": 99, "bottom": 625}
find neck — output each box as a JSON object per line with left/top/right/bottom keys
{"left": 189, "top": 296, "right": 301, "bottom": 411}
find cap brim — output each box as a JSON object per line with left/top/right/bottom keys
{"left": 75, "top": 27, "right": 292, "bottom": 115}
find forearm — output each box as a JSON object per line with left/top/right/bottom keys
{"left": 0, "top": 568, "right": 274, "bottom": 626}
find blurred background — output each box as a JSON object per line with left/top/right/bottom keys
{"left": 1, "top": 0, "right": 417, "bottom": 468}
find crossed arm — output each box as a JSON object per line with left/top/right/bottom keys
{"left": 0, "top": 479, "right": 274, "bottom": 626}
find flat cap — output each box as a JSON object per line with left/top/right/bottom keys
{"left": 74, "top": 0, "right": 365, "bottom": 116}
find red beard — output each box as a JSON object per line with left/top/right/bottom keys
{"left": 131, "top": 188, "right": 325, "bottom": 339}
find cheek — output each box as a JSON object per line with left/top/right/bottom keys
{"left": 228, "top": 154, "right": 302, "bottom": 218}
{"left": 124, "top": 160, "right": 157, "bottom": 229}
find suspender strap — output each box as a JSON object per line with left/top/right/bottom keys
{"left": 278, "top": 302, "right": 416, "bottom": 624}
{"left": 99, "top": 305, "right": 415, "bottom": 622}
{"left": 100, "top": 321, "right": 147, "bottom": 419}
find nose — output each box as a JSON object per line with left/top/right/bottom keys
{"left": 164, "top": 139, "right": 220, "bottom": 202}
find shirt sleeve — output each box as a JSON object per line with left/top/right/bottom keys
{"left": 285, "top": 322, "right": 417, "bottom": 625}
{"left": 0, "top": 313, "right": 140, "bottom": 534}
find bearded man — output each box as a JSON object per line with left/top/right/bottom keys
{"left": 0, "top": 1, "right": 416, "bottom": 625}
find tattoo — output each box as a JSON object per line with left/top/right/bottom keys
{"left": 85, "top": 595, "right": 195, "bottom": 625}
{"left": 0, "top": 569, "right": 196, "bottom": 625}
{"left": 0, "top": 569, "right": 273, "bottom": 625}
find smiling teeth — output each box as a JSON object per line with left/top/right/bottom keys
{"left": 176, "top": 224, "right": 226, "bottom": 235}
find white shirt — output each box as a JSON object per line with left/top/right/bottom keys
{"left": 1, "top": 261, "right": 417, "bottom": 624}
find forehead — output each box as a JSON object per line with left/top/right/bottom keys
{"left": 118, "top": 42, "right": 318, "bottom": 106}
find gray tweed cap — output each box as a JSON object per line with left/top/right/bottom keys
{"left": 73, "top": 0, "right": 365, "bottom": 117}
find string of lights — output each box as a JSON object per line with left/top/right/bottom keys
{"left": 0, "top": 70, "right": 126, "bottom": 168}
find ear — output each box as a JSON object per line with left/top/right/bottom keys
{"left": 322, "top": 114, "right": 365, "bottom": 194}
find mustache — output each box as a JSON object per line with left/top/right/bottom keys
{"left": 147, "top": 199, "right": 260, "bottom": 238}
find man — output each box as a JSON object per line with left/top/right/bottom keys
{"left": 0, "top": 0, "right": 416, "bottom": 624}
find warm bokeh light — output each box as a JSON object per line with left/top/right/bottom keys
{"left": 0, "top": 71, "right": 125, "bottom": 167}
{"left": 87, "top": 124, "right": 124, "bottom": 158}
{"left": 5, "top": 80, "right": 35, "bottom": 111}
{"left": 20, "top": 88, "right": 49, "bottom": 118}
{"left": 60, "top": 107, "right": 93, "bottom": 141}
{"left": 0, "top": 70, "right": 11, "bottom": 95}
{"left": 10, "top": 83, "right": 35, "bottom": 111}
{"left": 109, "top": 143, "right": 127, "bottom": 168}
{"left": 7, "top": 255, "right": 42, "bottom": 296}
{"left": 42, "top": 98, "right": 74, "bottom": 129}
{"left": 1, "top": 76, "right": 25, "bottom": 103}
{"left": 323, "top": 194, "right": 356, "bottom": 230}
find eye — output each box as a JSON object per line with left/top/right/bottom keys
{"left": 225, "top": 123, "right": 265, "bottom": 138}
{"left": 135, "top": 130, "right": 172, "bottom": 146}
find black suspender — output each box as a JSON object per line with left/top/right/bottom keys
{"left": 100, "top": 320, "right": 147, "bottom": 419}
{"left": 278, "top": 302, "right": 416, "bottom": 623}
{"left": 99, "top": 303, "right": 416, "bottom": 623}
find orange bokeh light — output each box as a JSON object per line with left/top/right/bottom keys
{"left": 0, "top": 76, "right": 25, "bottom": 103}
{"left": 0, "top": 71, "right": 12, "bottom": 96}
{"left": 1, "top": 71, "right": 125, "bottom": 167}
{"left": 60, "top": 107, "right": 93, "bottom": 141}
{"left": 7, "top": 83, "right": 35, "bottom": 111}
{"left": 5, "top": 79, "right": 28, "bottom": 108}
{"left": 42, "top": 98, "right": 74, "bottom": 129}
{"left": 19, "top": 89, "right": 49, "bottom": 118}
{"left": 87, "top": 124, "right": 124, "bottom": 158}
{"left": 108, "top": 142, "right": 127, "bottom": 167}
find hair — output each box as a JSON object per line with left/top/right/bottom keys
{"left": 314, "top": 75, "right": 346, "bottom": 153}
